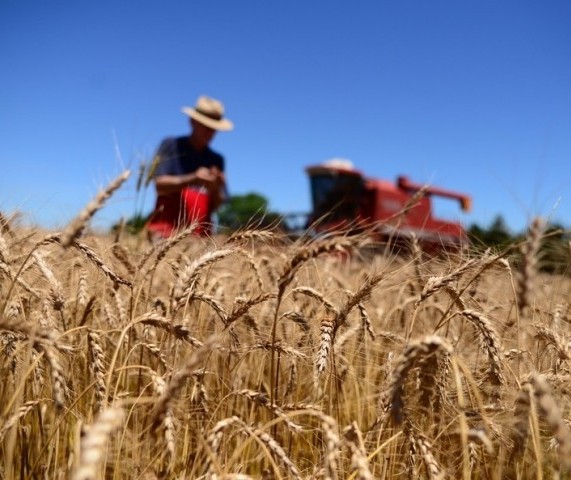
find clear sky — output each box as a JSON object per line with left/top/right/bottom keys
{"left": 1, "top": 1, "right": 570, "bottom": 234}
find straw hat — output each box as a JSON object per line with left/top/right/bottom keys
{"left": 181, "top": 95, "right": 234, "bottom": 131}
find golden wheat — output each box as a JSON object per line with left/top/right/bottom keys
{"left": 1, "top": 210, "right": 571, "bottom": 478}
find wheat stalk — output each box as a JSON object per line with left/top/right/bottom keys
{"left": 233, "top": 389, "right": 302, "bottom": 432}
{"left": 150, "top": 335, "right": 219, "bottom": 430}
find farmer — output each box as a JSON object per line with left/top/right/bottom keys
{"left": 146, "top": 95, "right": 234, "bottom": 238}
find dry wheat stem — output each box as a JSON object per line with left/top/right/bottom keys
{"left": 233, "top": 389, "right": 303, "bottom": 432}
{"left": 151, "top": 335, "right": 220, "bottom": 430}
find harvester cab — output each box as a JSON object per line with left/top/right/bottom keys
{"left": 305, "top": 159, "right": 472, "bottom": 251}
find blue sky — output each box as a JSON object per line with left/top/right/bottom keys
{"left": 1, "top": 1, "right": 570, "bottom": 234}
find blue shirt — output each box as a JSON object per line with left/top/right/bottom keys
{"left": 153, "top": 136, "right": 225, "bottom": 176}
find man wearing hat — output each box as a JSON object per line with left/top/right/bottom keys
{"left": 146, "top": 95, "right": 234, "bottom": 238}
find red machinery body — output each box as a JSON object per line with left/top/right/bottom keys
{"left": 305, "top": 160, "right": 472, "bottom": 249}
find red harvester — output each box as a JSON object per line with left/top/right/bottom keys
{"left": 303, "top": 159, "right": 472, "bottom": 251}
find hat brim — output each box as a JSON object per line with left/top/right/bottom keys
{"left": 181, "top": 107, "right": 234, "bottom": 131}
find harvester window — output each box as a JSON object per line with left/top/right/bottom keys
{"left": 310, "top": 173, "right": 363, "bottom": 222}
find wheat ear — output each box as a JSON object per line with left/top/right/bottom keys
{"left": 0, "top": 230, "right": 9, "bottom": 264}
{"left": 73, "top": 406, "right": 125, "bottom": 480}
{"left": 251, "top": 427, "right": 303, "bottom": 480}
{"left": 151, "top": 373, "right": 176, "bottom": 471}
{"left": 205, "top": 416, "right": 242, "bottom": 477}
{"left": 516, "top": 217, "right": 544, "bottom": 312}
{"left": 111, "top": 243, "right": 135, "bottom": 276}
{"left": 87, "top": 331, "right": 106, "bottom": 413}
{"left": 343, "top": 421, "right": 373, "bottom": 480}
{"left": 32, "top": 250, "right": 65, "bottom": 314}
{"left": 321, "top": 413, "right": 341, "bottom": 480}
{"left": 0, "top": 316, "right": 67, "bottom": 408}
{"left": 277, "top": 237, "right": 355, "bottom": 296}
{"left": 135, "top": 312, "right": 203, "bottom": 347}
{"left": 0, "top": 400, "right": 42, "bottom": 442}
{"left": 225, "top": 229, "right": 277, "bottom": 245}
{"left": 509, "top": 381, "right": 533, "bottom": 466}
{"left": 459, "top": 309, "right": 504, "bottom": 387}
{"left": 388, "top": 335, "right": 453, "bottom": 424}
{"left": 224, "top": 293, "right": 276, "bottom": 328}
{"left": 531, "top": 374, "right": 571, "bottom": 469}
{"left": 532, "top": 323, "right": 570, "bottom": 366}
{"left": 293, "top": 286, "right": 337, "bottom": 314}
{"left": 415, "top": 433, "right": 443, "bottom": 480}
{"left": 316, "top": 273, "right": 383, "bottom": 376}
{"left": 170, "top": 248, "right": 235, "bottom": 315}
{"left": 60, "top": 170, "right": 131, "bottom": 248}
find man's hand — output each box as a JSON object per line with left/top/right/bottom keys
{"left": 155, "top": 167, "right": 226, "bottom": 201}
{"left": 193, "top": 167, "right": 224, "bottom": 192}
{"left": 205, "top": 167, "right": 226, "bottom": 209}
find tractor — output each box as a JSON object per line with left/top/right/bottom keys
{"left": 300, "top": 159, "right": 472, "bottom": 252}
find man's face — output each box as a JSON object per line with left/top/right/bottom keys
{"left": 191, "top": 119, "right": 216, "bottom": 146}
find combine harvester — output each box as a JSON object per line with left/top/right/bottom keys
{"left": 297, "top": 159, "right": 472, "bottom": 253}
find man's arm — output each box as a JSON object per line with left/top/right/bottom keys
{"left": 154, "top": 167, "right": 221, "bottom": 196}
{"left": 208, "top": 169, "right": 227, "bottom": 210}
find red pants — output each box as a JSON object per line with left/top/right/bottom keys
{"left": 146, "top": 187, "right": 211, "bottom": 238}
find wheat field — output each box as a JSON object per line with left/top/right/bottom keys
{"left": 1, "top": 174, "right": 571, "bottom": 479}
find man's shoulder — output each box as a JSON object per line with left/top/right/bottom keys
{"left": 204, "top": 146, "right": 224, "bottom": 160}
{"left": 203, "top": 147, "right": 224, "bottom": 169}
{"left": 157, "top": 136, "right": 181, "bottom": 154}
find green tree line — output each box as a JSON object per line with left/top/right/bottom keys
{"left": 468, "top": 215, "right": 570, "bottom": 275}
